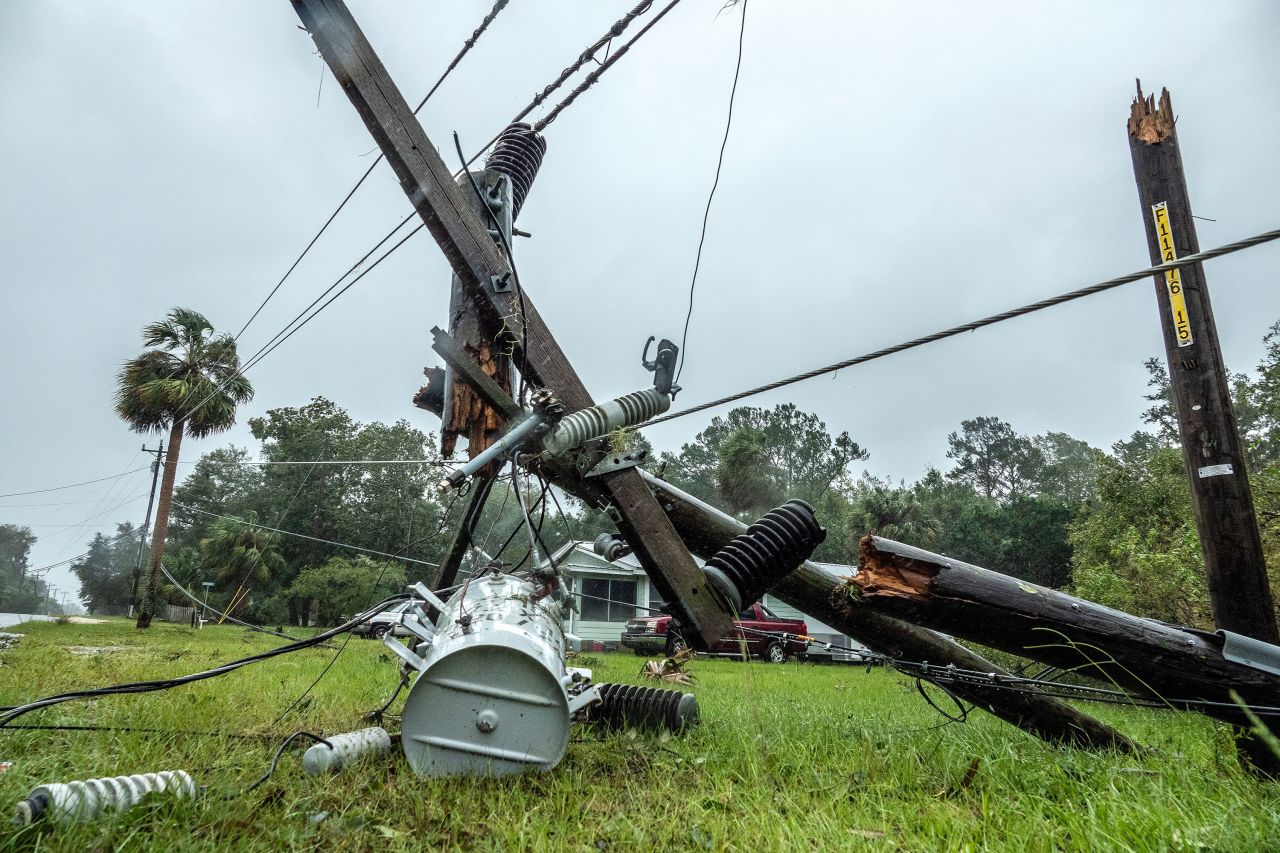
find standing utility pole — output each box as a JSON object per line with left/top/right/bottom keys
{"left": 129, "top": 444, "right": 165, "bottom": 617}
{"left": 1127, "top": 84, "right": 1277, "bottom": 644}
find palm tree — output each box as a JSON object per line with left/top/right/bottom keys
{"left": 115, "top": 308, "right": 253, "bottom": 628}
{"left": 854, "top": 486, "right": 941, "bottom": 548}
{"left": 200, "top": 513, "right": 285, "bottom": 615}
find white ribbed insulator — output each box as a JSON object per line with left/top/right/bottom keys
{"left": 542, "top": 388, "right": 670, "bottom": 456}
{"left": 302, "top": 727, "right": 392, "bottom": 775}
{"left": 18, "top": 770, "right": 196, "bottom": 825}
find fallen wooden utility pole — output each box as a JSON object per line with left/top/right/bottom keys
{"left": 1128, "top": 83, "right": 1279, "bottom": 644}
{"left": 291, "top": 0, "right": 734, "bottom": 649}
{"left": 852, "top": 536, "right": 1280, "bottom": 741}
{"left": 642, "top": 473, "right": 1137, "bottom": 752}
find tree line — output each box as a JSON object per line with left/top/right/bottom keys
{"left": 0, "top": 525, "right": 60, "bottom": 614}
{"left": 44, "top": 307, "right": 1280, "bottom": 632}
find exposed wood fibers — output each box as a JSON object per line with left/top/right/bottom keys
{"left": 853, "top": 534, "right": 936, "bottom": 600}
{"left": 1128, "top": 80, "right": 1175, "bottom": 144}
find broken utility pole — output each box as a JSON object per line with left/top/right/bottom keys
{"left": 291, "top": 0, "right": 734, "bottom": 648}
{"left": 852, "top": 535, "right": 1280, "bottom": 760}
{"left": 1129, "top": 83, "right": 1278, "bottom": 644}
{"left": 643, "top": 474, "right": 1137, "bottom": 752}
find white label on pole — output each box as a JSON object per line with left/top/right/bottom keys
{"left": 1198, "top": 464, "right": 1234, "bottom": 478}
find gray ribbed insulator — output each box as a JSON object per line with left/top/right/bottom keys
{"left": 16, "top": 770, "right": 196, "bottom": 825}
{"left": 585, "top": 683, "right": 700, "bottom": 733}
{"left": 702, "top": 500, "right": 827, "bottom": 613}
{"left": 302, "top": 727, "right": 392, "bottom": 775}
{"left": 542, "top": 388, "right": 671, "bottom": 456}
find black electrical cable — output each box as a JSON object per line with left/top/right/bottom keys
{"left": 675, "top": 0, "right": 748, "bottom": 386}
{"left": 245, "top": 730, "right": 332, "bottom": 792}
{"left": 0, "top": 468, "right": 149, "bottom": 499}
{"left": 459, "top": 1, "right": 657, "bottom": 168}
{"left": 366, "top": 675, "right": 409, "bottom": 725}
{"left": 544, "top": 482, "right": 581, "bottom": 550}
{"left": 235, "top": 0, "right": 514, "bottom": 343}
{"left": 175, "top": 504, "right": 438, "bottom": 568}
{"left": 491, "top": 484, "right": 549, "bottom": 566}
{"left": 179, "top": 213, "right": 422, "bottom": 424}
{"left": 0, "top": 723, "right": 281, "bottom": 741}
{"left": 915, "top": 678, "right": 971, "bottom": 724}
{"left": 0, "top": 595, "right": 408, "bottom": 727}
{"left": 235, "top": 220, "right": 426, "bottom": 379}
{"left": 532, "top": 0, "right": 687, "bottom": 133}
{"left": 512, "top": 465, "right": 556, "bottom": 574}
{"left": 197, "top": 0, "right": 684, "bottom": 424}
{"left": 159, "top": 562, "right": 302, "bottom": 642}
{"left": 648, "top": 227, "right": 1280, "bottom": 428}
{"left": 273, "top": 484, "right": 445, "bottom": 724}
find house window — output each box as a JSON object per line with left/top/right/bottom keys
{"left": 580, "top": 577, "right": 637, "bottom": 622}
{"left": 648, "top": 585, "right": 666, "bottom": 614}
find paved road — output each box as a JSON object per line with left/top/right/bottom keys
{"left": 0, "top": 614, "right": 53, "bottom": 629}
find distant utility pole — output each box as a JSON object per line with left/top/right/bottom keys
{"left": 1128, "top": 84, "right": 1278, "bottom": 641}
{"left": 128, "top": 444, "right": 165, "bottom": 617}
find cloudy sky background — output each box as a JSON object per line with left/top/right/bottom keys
{"left": 2, "top": 1, "right": 1278, "bottom": 604}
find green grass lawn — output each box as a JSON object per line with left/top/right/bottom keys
{"left": 1, "top": 618, "right": 1279, "bottom": 851}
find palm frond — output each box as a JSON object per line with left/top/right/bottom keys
{"left": 117, "top": 309, "right": 252, "bottom": 439}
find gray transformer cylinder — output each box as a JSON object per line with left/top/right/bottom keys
{"left": 542, "top": 388, "right": 671, "bottom": 456}
{"left": 302, "top": 727, "right": 392, "bottom": 775}
{"left": 400, "top": 574, "right": 571, "bottom": 777}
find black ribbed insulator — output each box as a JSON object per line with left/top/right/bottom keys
{"left": 702, "top": 500, "right": 826, "bottom": 612}
{"left": 585, "top": 683, "right": 700, "bottom": 734}
{"left": 484, "top": 122, "right": 546, "bottom": 221}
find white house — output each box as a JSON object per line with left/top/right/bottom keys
{"left": 548, "top": 541, "right": 867, "bottom": 660}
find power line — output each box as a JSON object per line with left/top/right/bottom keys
{"left": 0, "top": 595, "right": 410, "bottom": 727}
{"left": 644, "top": 226, "right": 1280, "bottom": 428}
{"left": 179, "top": 216, "right": 424, "bottom": 424}
{"left": 174, "top": 504, "right": 439, "bottom": 568}
{"left": 158, "top": 562, "right": 302, "bottom": 643}
{"left": 208, "top": 0, "right": 680, "bottom": 411}
{"left": 238, "top": 224, "right": 426, "bottom": 378}
{"left": 234, "top": 0, "right": 514, "bottom": 343}
{"left": 456, "top": 1, "right": 658, "bottom": 169}
{"left": 180, "top": 0, "right": 691, "bottom": 422}
{"left": 532, "top": 0, "right": 686, "bottom": 133}
{"left": 174, "top": 458, "right": 457, "bottom": 467}
{"left": 22, "top": 525, "right": 144, "bottom": 580}
{"left": 0, "top": 467, "right": 148, "bottom": 499}
{"left": 675, "top": 0, "right": 749, "bottom": 385}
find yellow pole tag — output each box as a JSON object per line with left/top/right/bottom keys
{"left": 1151, "top": 201, "right": 1194, "bottom": 348}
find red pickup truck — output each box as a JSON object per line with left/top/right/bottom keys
{"left": 620, "top": 602, "right": 808, "bottom": 663}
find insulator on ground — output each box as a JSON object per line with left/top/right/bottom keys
{"left": 542, "top": 388, "right": 671, "bottom": 456}
{"left": 584, "top": 683, "right": 700, "bottom": 733}
{"left": 16, "top": 770, "right": 196, "bottom": 825}
{"left": 484, "top": 122, "right": 547, "bottom": 221}
{"left": 702, "top": 500, "right": 826, "bottom": 612}
{"left": 302, "top": 727, "right": 392, "bottom": 775}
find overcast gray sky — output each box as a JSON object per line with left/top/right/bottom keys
{"left": 3, "top": 1, "right": 1278, "bottom": 604}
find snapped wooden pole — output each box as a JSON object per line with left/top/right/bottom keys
{"left": 1128, "top": 83, "right": 1278, "bottom": 644}
{"left": 852, "top": 536, "right": 1280, "bottom": 733}
{"left": 289, "top": 0, "right": 734, "bottom": 647}
{"left": 643, "top": 473, "right": 1138, "bottom": 752}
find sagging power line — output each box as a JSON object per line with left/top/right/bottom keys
{"left": 645, "top": 226, "right": 1280, "bottom": 427}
